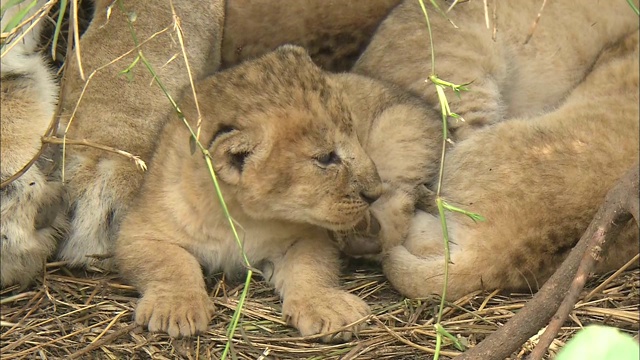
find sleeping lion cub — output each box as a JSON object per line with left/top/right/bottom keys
{"left": 355, "top": 0, "right": 639, "bottom": 140}
{"left": 116, "top": 45, "right": 440, "bottom": 341}
{"left": 351, "top": 0, "right": 640, "bottom": 301}
{"left": 385, "top": 31, "right": 639, "bottom": 300}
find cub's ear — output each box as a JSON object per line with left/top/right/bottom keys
{"left": 275, "top": 44, "right": 310, "bottom": 57}
{"left": 208, "top": 125, "right": 253, "bottom": 186}
{"left": 274, "top": 44, "right": 315, "bottom": 64}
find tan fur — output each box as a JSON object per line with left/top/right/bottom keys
{"left": 57, "top": 0, "right": 403, "bottom": 271}
{"left": 56, "top": 0, "right": 225, "bottom": 268}
{"left": 115, "top": 45, "right": 441, "bottom": 341}
{"left": 0, "top": 0, "right": 67, "bottom": 287}
{"left": 354, "top": 0, "right": 639, "bottom": 139}
{"left": 221, "top": 0, "right": 402, "bottom": 71}
{"left": 384, "top": 32, "right": 640, "bottom": 300}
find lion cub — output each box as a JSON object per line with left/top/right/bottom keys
{"left": 355, "top": 0, "right": 639, "bottom": 140}
{"left": 384, "top": 32, "right": 640, "bottom": 300}
{"left": 116, "top": 45, "right": 441, "bottom": 341}
{"left": 1, "top": 0, "right": 67, "bottom": 287}
{"left": 345, "top": 0, "right": 640, "bottom": 299}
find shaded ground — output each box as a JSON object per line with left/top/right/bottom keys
{"left": 1, "top": 260, "right": 637, "bottom": 359}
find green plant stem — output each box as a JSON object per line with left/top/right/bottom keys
{"left": 417, "top": 3, "right": 450, "bottom": 360}
{"left": 627, "top": 0, "right": 639, "bottom": 15}
{"left": 118, "top": 3, "right": 251, "bottom": 358}
{"left": 418, "top": 0, "right": 436, "bottom": 74}
{"left": 50, "top": 0, "right": 67, "bottom": 60}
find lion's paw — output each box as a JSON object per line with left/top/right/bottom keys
{"left": 135, "top": 289, "right": 213, "bottom": 338}
{"left": 283, "top": 290, "right": 370, "bottom": 342}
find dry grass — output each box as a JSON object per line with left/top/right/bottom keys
{"left": 1, "top": 261, "right": 637, "bottom": 359}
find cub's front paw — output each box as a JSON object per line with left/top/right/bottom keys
{"left": 283, "top": 290, "right": 370, "bottom": 342}
{"left": 135, "top": 289, "right": 213, "bottom": 338}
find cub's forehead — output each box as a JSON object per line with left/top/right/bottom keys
{"left": 219, "top": 66, "right": 354, "bottom": 133}
{"left": 194, "top": 46, "right": 358, "bottom": 136}
{"left": 237, "top": 99, "right": 355, "bottom": 141}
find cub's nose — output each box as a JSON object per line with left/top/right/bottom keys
{"left": 360, "top": 188, "right": 382, "bottom": 204}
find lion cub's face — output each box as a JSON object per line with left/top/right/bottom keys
{"left": 190, "top": 46, "right": 383, "bottom": 230}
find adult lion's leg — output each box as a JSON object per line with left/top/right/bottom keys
{"left": 57, "top": 0, "right": 224, "bottom": 269}
{"left": 0, "top": 0, "right": 67, "bottom": 287}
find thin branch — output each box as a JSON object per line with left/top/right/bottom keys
{"left": 68, "top": 323, "right": 140, "bottom": 359}
{"left": 527, "top": 228, "right": 607, "bottom": 359}
{"left": 43, "top": 136, "right": 147, "bottom": 171}
{"left": 482, "top": 0, "right": 490, "bottom": 29}
{"left": 70, "top": 0, "right": 84, "bottom": 79}
{"left": 528, "top": 166, "right": 640, "bottom": 360}
{"left": 491, "top": 0, "right": 497, "bottom": 41}
{"left": 523, "top": 0, "right": 548, "bottom": 45}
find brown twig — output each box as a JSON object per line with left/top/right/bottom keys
{"left": 42, "top": 136, "right": 147, "bottom": 171}
{"left": 491, "top": 0, "right": 497, "bottom": 41}
{"left": 68, "top": 323, "right": 140, "bottom": 359}
{"left": 0, "top": 130, "right": 53, "bottom": 189}
{"left": 527, "top": 230, "right": 607, "bottom": 359}
{"left": 70, "top": 0, "right": 85, "bottom": 80}
{"left": 523, "top": 0, "right": 548, "bottom": 45}
{"left": 482, "top": 0, "right": 490, "bottom": 29}
{"left": 528, "top": 165, "right": 640, "bottom": 360}
{"left": 457, "top": 165, "right": 639, "bottom": 360}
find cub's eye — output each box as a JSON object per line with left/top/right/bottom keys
{"left": 229, "top": 151, "right": 249, "bottom": 171}
{"left": 315, "top": 151, "right": 341, "bottom": 166}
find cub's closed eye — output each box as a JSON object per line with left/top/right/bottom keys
{"left": 315, "top": 151, "right": 341, "bottom": 166}
{"left": 229, "top": 151, "right": 250, "bottom": 171}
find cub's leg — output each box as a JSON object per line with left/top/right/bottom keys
{"left": 57, "top": 0, "right": 224, "bottom": 268}
{"left": 328, "top": 74, "right": 442, "bottom": 254}
{"left": 116, "top": 234, "right": 213, "bottom": 338}
{"left": 222, "top": 0, "right": 402, "bottom": 71}
{"left": 0, "top": 0, "right": 67, "bottom": 287}
{"left": 265, "top": 234, "right": 371, "bottom": 342}
{"left": 354, "top": 0, "right": 639, "bottom": 140}
{"left": 118, "top": 227, "right": 370, "bottom": 341}
{"left": 384, "top": 33, "right": 640, "bottom": 299}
